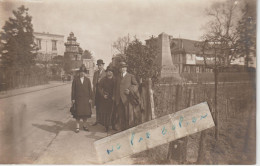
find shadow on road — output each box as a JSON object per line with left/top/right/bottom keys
{"left": 32, "top": 120, "right": 75, "bottom": 134}
{"left": 32, "top": 119, "right": 117, "bottom": 139}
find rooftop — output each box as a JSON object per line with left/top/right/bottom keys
{"left": 170, "top": 38, "right": 201, "bottom": 54}
{"left": 34, "top": 32, "right": 64, "bottom": 38}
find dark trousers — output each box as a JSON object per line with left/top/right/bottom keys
{"left": 111, "top": 102, "right": 117, "bottom": 128}
{"left": 95, "top": 89, "right": 101, "bottom": 123}
{"left": 116, "top": 99, "right": 129, "bottom": 131}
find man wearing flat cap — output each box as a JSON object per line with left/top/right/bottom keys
{"left": 92, "top": 59, "right": 106, "bottom": 126}
{"left": 113, "top": 61, "right": 138, "bottom": 131}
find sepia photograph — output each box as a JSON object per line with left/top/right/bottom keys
{"left": 0, "top": 0, "right": 257, "bottom": 164}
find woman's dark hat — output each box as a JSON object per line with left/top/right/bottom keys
{"left": 96, "top": 59, "right": 105, "bottom": 65}
{"left": 119, "top": 62, "right": 128, "bottom": 68}
{"left": 105, "top": 66, "right": 114, "bottom": 72}
{"left": 79, "top": 65, "right": 87, "bottom": 73}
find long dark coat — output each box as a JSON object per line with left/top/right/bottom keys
{"left": 92, "top": 69, "right": 106, "bottom": 105}
{"left": 71, "top": 76, "right": 93, "bottom": 119}
{"left": 98, "top": 76, "right": 115, "bottom": 127}
{"left": 113, "top": 73, "right": 140, "bottom": 129}
{"left": 114, "top": 73, "right": 138, "bottom": 106}
{"left": 92, "top": 69, "right": 106, "bottom": 122}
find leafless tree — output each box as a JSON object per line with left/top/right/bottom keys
{"left": 201, "top": 0, "right": 242, "bottom": 67}
{"left": 112, "top": 34, "right": 131, "bottom": 54}
{"left": 197, "top": 0, "right": 242, "bottom": 140}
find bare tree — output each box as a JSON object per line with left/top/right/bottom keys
{"left": 197, "top": 0, "right": 242, "bottom": 140}
{"left": 202, "top": 0, "right": 241, "bottom": 66}
{"left": 112, "top": 34, "right": 131, "bottom": 54}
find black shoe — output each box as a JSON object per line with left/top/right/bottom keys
{"left": 83, "top": 126, "right": 89, "bottom": 131}
{"left": 92, "top": 122, "right": 98, "bottom": 126}
{"left": 75, "top": 128, "right": 80, "bottom": 133}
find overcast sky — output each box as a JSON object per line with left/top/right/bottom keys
{"left": 0, "top": 0, "right": 224, "bottom": 66}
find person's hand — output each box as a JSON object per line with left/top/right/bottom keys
{"left": 89, "top": 99, "right": 92, "bottom": 103}
{"left": 104, "top": 94, "right": 108, "bottom": 99}
{"left": 125, "top": 89, "right": 130, "bottom": 95}
{"left": 71, "top": 100, "right": 75, "bottom": 106}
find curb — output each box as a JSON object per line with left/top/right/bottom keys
{"left": 0, "top": 82, "right": 71, "bottom": 99}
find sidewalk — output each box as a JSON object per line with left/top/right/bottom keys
{"left": 0, "top": 81, "right": 70, "bottom": 99}
{"left": 34, "top": 111, "right": 138, "bottom": 164}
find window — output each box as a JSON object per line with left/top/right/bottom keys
{"left": 196, "top": 66, "right": 200, "bottom": 73}
{"left": 36, "top": 38, "right": 41, "bottom": 49}
{"left": 52, "top": 40, "right": 57, "bottom": 51}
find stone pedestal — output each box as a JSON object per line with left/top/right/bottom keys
{"left": 158, "top": 33, "right": 178, "bottom": 77}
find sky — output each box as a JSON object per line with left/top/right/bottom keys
{"left": 0, "top": 0, "right": 224, "bottom": 66}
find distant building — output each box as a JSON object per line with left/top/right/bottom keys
{"left": 146, "top": 33, "right": 214, "bottom": 74}
{"left": 64, "top": 32, "right": 95, "bottom": 79}
{"left": 146, "top": 33, "right": 255, "bottom": 75}
{"left": 34, "top": 32, "right": 65, "bottom": 61}
{"left": 169, "top": 38, "right": 213, "bottom": 73}
{"left": 64, "top": 32, "right": 82, "bottom": 61}
{"left": 64, "top": 32, "right": 83, "bottom": 71}
{"left": 82, "top": 58, "right": 95, "bottom": 80}
{"left": 248, "top": 56, "right": 256, "bottom": 68}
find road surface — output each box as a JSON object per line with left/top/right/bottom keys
{"left": 0, "top": 83, "right": 137, "bottom": 164}
{"left": 0, "top": 84, "right": 73, "bottom": 163}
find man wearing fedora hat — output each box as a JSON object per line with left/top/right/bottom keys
{"left": 92, "top": 59, "right": 106, "bottom": 126}
{"left": 71, "top": 64, "right": 93, "bottom": 133}
{"left": 113, "top": 61, "right": 138, "bottom": 131}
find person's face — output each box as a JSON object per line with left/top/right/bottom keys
{"left": 79, "top": 71, "right": 84, "bottom": 77}
{"left": 98, "top": 64, "right": 104, "bottom": 70}
{"left": 106, "top": 71, "right": 113, "bottom": 77}
{"left": 121, "top": 67, "right": 127, "bottom": 73}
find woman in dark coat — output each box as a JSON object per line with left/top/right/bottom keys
{"left": 71, "top": 65, "right": 93, "bottom": 133}
{"left": 98, "top": 66, "right": 115, "bottom": 132}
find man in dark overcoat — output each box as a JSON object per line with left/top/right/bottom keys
{"left": 113, "top": 62, "right": 139, "bottom": 131}
{"left": 71, "top": 65, "right": 93, "bottom": 133}
{"left": 92, "top": 59, "right": 106, "bottom": 126}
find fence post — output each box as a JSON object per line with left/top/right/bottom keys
{"left": 225, "top": 99, "right": 229, "bottom": 119}
{"left": 175, "top": 85, "right": 180, "bottom": 112}
{"left": 197, "top": 87, "right": 207, "bottom": 163}
{"left": 148, "top": 78, "right": 155, "bottom": 120}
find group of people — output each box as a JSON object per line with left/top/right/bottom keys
{"left": 71, "top": 59, "right": 140, "bottom": 133}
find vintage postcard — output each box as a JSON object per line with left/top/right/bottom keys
{"left": 0, "top": 0, "right": 256, "bottom": 164}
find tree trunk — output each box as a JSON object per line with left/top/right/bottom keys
{"left": 197, "top": 87, "right": 208, "bottom": 163}
{"left": 214, "top": 70, "right": 219, "bottom": 140}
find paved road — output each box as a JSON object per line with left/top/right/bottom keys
{"left": 0, "top": 84, "right": 72, "bottom": 164}
{"left": 0, "top": 83, "right": 135, "bottom": 164}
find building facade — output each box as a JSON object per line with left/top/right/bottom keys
{"left": 146, "top": 32, "right": 255, "bottom": 75}
{"left": 146, "top": 33, "right": 214, "bottom": 75}
{"left": 82, "top": 59, "right": 95, "bottom": 81}
{"left": 169, "top": 38, "right": 213, "bottom": 73}
{"left": 34, "top": 32, "right": 65, "bottom": 61}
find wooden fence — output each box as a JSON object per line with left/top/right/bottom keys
{"left": 0, "top": 70, "right": 48, "bottom": 91}
{"left": 150, "top": 80, "right": 255, "bottom": 164}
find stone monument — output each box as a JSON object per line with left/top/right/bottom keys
{"left": 158, "top": 32, "right": 179, "bottom": 77}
